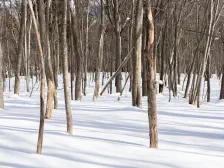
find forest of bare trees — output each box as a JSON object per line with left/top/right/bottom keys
{"left": 0, "top": 0, "right": 224, "bottom": 156}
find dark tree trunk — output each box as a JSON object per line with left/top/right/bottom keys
{"left": 114, "top": 0, "right": 122, "bottom": 93}
{"left": 14, "top": 0, "right": 26, "bottom": 95}
{"left": 207, "top": 56, "right": 211, "bottom": 102}
{"left": 159, "top": 26, "right": 166, "bottom": 94}
{"left": 0, "top": 43, "right": 4, "bottom": 109}
{"left": 220, "top": 66, "right": 224, "bottom": 99}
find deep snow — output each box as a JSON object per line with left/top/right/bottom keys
{"left": 0, "top": 75, "right": 224, "bottom": 168}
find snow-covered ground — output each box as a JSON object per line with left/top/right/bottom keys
{"left": 0, "top": 75, "right": 224, "bottom": 168}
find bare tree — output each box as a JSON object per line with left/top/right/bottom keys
{"left": 220, "top": 64, "right": 224, "bottom": 99}
{"left": 27, "top": 0, "right": 46, "bottom": 155}
{"left": 63, "top": 0, "right": 73, "bottom": 134}
{"left": 132, "top": 0, "right": 143, "bottom": 108}
{"left": 144, "top": 2, "right": 158, "bottom": 148}
{"left": 93, "top": 0, "right": 106, "bottom": 101}
{"left": 14, "top": 0, "right": 26, "bottom": 95}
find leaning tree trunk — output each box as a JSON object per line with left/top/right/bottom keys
{"left": 0, "top": 43, "right": 4, "bottom": 109}
{"left": 27, "top": 0, "right": 46, "bottom": 155}
{"left": 145, "top": 5, "right": 158, "bottom": 148}
{"left": 132, "top": 0, "right": 143, "bottom": 108}
{"left": 184, "top": 52, "right": 196, "bottom": 98}
{"left": 100, "top": 49, "right": 133, "bottom": 96}
{"left": 14, "top": 0, "right": 26, "bottom": 95}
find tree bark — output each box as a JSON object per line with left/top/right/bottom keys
{"left": 132, "top": 0, "right": 143, "bottom": 108}
{"left": 220, "top": 65, "right": 224, "bottom": 99}
{"left": 144, "top": 5, "right": 158, "bottom": 148}
{"left": 45, "top": 0, "right": 57, "bottom": 119}
{"left": 63, "top": 0, "right": 73, "bottom": 134}
{"left": 71, "top": 7, "right": 82, "bottom": 101}
{"left": 114, "top": 0, "right": 122, "bottom": 93}
{"left": 14, "top": 0, "right": 26, "bottom": 95}
{"left": 159, "top": 26, "right": 166, "bottom": 94}
{"left": 100, "top": 49, "right": 133, "bottom": 96}
{"left": 27, "top": 0, "right": 46, "bottom": 155}
{"left": 93, "top": 0, "right": 105, "bottom": 101}
{"left": 0, "top": 43, "right": 4, "bottom": 109}
{"left": 83, "top": 0, "right": 90, "bottom": 96}
{"left": 206, "top": 55, "right": 211, "bottom": 102}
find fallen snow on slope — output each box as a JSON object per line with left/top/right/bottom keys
{"left": 0, "top": 75, "right": 223, "bottom": 168}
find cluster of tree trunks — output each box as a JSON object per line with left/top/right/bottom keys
{"left": 1, "top": 0, "right": 224, "bottom": 154}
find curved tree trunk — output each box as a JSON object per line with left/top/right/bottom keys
{"left": 27, "top": 0, "right": 46, "bottom": 155}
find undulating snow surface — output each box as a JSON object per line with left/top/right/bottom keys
{"left": 0, "top": 75, "right": 224, "bottom": 168}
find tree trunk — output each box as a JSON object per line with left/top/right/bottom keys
{"left": 115, "top": 32, "right": 122, "bottom": 93}
{"left": 114, "top": 0, "right": 122, "bottom": 93}
{"left": 71, "top": 7, "right": 82, "bottom": 101}
{"left": 145, "top": 5, "right": 158, "bottom": 148}
{"left": 129, "top": 0, "right": 134, "bottom": 92}
{"left": 0, "top": 43, "right": 4, "bottom": 109}
{"left": 24, "top": 4, "right": 30, "bottom": 93}
{"left": 45, "top": 0, "right": 56, "bottom": 119}
{"left": 159, "top": 26, "right": 166, "bottom": 94}
{"left": 27, "top": 0, "right": 46, "bottom": 155}
{"left": 142, "top": 25, "right": 148, "bottom": 96}
{"left": 14, "top": 0, "right": 26, "bottom": 95}
{"left": 63, "top": 0, "right": 73, "bottom": 134}
{"left": 132, "top": 0, "right": 143, "bottom": 108}
{"left": 83, "top": 0, "right": 90, "bottom": 96}
{"left": 100, "top": 49, "right": 133, "bottom": 96}
{"left": 206, "top": 55, "right": 211, "bottom": 102}
{"left": 93, "top": 0, "right": 105, "bottom": 101}
{"left": 220, "top": 66, "right": 224, "bottom": 99}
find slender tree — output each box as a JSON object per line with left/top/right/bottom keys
{"left": 0, "top": 43, "right": 4, "bottom": 109}
{"left": 132, "top": 0, "right": 143, "bottom": 108}
{"left": 14, "top": 0, "right": 26, "bottom": 95}
{"left": 144, "top": 1, "right": 158, "bottom": 148}
{"left": 27, "top": 0, "right": 46, "bottom": 154}
{"left": 63, "top": 0, "right": 73, "bottom": 134}
{"left": 93, "top": 0, "right": 106, "bottom": 101}
{"left": 220, "top": 65, "right": 224, "bottom": 99}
